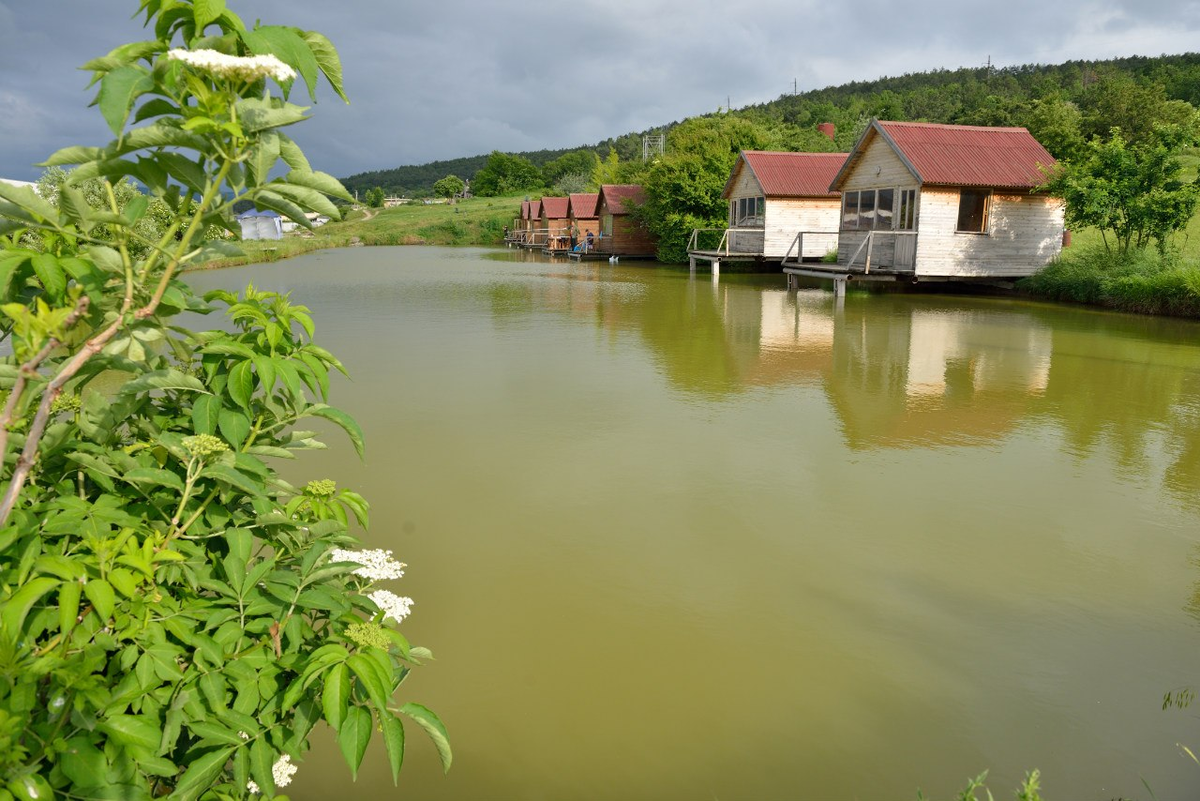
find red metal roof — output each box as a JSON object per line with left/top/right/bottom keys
{"left": 567, "top": 192, "right": 599, "bottom": 218}
{"left": 539, "top": 196, "right": 569, "bottom": 218}
{"left": 598, "top": 184, "right": 645, "bottom": 215}
{"left": 726, "top": 151, "right": 848, "bottom": 198}
{"left": 529, "top": 199, "right": 542, "bottom": 219}
{"left": 840, "top": 120, "right": 1056, "bottom": 190}
{"left": 520, "top": 200, "right": 530, "bottom": 220}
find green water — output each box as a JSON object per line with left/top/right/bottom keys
{"left": 188, "top": 246, "right": 1200, "bottom": 800}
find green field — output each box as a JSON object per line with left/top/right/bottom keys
{"left": 195, "top": 195, "right": 523, "bottom": 270}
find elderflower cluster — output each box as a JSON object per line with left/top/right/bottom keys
{"left": 368, "top": 589, "right": 414, "bottom": 624}
{"left": 245, "top": 755, "right": 298, "bottom": 795}
{"left": 182, "top": 433, "right": 228, "bottom": 458}
{"left": 305, "top": 478, "right": 338, "bottom": 498}
{"left": 330, "top": 548, "right": 406, "bottom": 581}
{"left": 345, "top": 621, "right": 393, "bottom": 650}
{"left": 166, "top": 48, "right": 297, "bottom": 83}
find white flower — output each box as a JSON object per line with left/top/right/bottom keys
{"left": 368, "top": 589, "right": 414, "bottom": 624}
{"left": 238, "top": 730, "right": 250, "bottom": 740}
{"left": 244, "top": 755, "right": 297, "bottom": 794}
{"left": 166, "top": 48, "right": 297, "bottom": 83}
{"left": 331, "top": 548, "right": 407, "bottom": 581}
{"left": 273, "top": 754, "right": 298, "bottom": 788}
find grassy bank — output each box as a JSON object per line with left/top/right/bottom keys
{"left": 1019, "top": 245, "right": 1200, "bottom": 317}
{"left": 193, "top": 195, "right": 523, "bottom": 270}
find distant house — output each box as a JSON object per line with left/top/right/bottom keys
{"left": 590, "top": 184, "right": 656, "bottom": 258}
{"left": 237, "top": 210, "right": 283, "bottom": 241}
{"left": 689, "top": 150, "right": 847, "bottom": 270}
{"left": 522, "top": 200, "right": 544, "bottom": 249}
{"left": 566, "top": 192, "right": 599, "bottom": 247}
{"left": 538, "top": 196, "right": 571, "bottom": 253}
{"left": 789, "top": 119, "right": 1063, "bottom": 287}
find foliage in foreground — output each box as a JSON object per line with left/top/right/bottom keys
{"left": 917, "top": 769, "right": 1044, "bottom": 801}
{"left": 0, "top": 2, "right": 447, "bottom": 799}
{"left": 1019, "top": 246, "right": 1200, "bottom": 317}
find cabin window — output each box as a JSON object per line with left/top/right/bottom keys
{"left": 875, "top": 189, "right": 894, "bottom": 230}
{"left": 842, "top": 191, "right": 860, "bottom": 229}
{"left": 602, "top": 215, "right": 613, "bottom": 236}
{"left": 957, "top": 189, "right": 990, "bottom": 233}
{"left": 731, "top": 196, "right": 764, "bottom": 227}
{"left": 857, "top": 190, "right": 876, "bottom": 229}
{"left": 896, "top": 189, "right": 917, "bottom": 230}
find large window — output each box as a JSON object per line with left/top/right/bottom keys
{"left": 842, "top": 189, "right": 904, "bottom": 231}
{"left": 957, "top": 189, "right": 990, "bottom": 233}
{"left": 731, "top": 196, "right": 764, "bottom": 227}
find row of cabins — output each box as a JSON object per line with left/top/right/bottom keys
{"left": 688, "top": 119, "right": 1066, "bottom": 287}
{"left": 508, "top": 184, "right": 657, "bottom": 260}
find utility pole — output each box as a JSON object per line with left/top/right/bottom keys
{"left": 794, "top": 78, "right": 798, "bottom": 95}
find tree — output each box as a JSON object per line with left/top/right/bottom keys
{"left": 1018, "top": 95, "right": 1085, "bottom": 161}
{"left": 0, "top": 2, "right": 449, "bottom": 798}
{"left": 552, "top": 173, "right": 591, "bottom": 195}
{"left": 541, "top": 149, "right": 599, "bottom": 187}
{"left": 1044, "top": 123, "right": 1200, "bottom": 254}
{"left": 472, "top": 151, "right": 543, "bottom": 196}
{"left": 432, "top": 174, "right": 465, "bottom": 199}
{"left": 364, "top": 186, "right": 386, "bottom": 207}
{"left": 637, "top": 114, "right": 776, "bottom": 263}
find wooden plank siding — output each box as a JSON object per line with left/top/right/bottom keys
{"left": 725, "top": 157, "right": 842, "bottom": 260}
{"left": 914, "top": 190, "right": 1065, "bottom": 278}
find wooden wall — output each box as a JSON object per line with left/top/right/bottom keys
{"left": 765, "top": 198, "right": 841, "bottom": 258}
{"left": 914, "top": 190, "right": 1064, "bottom": 278}
{"left": 839, "top": 134, "right": 918, "bottom": 193}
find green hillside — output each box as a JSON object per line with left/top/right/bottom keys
{"left": 340, "top": 53, "right": 1200, "bottom": 196}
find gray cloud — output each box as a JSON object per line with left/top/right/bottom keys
{"left": 1, "top": 0, "right": 1198, "bottom": 183}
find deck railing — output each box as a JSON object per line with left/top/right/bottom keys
{"left": 781, "top": 231, "right": 841, "bottom": 266}
{"left": 687, "top": 227, "right": 766, "bottom": 256}
{"left": 841, "top": 231, "right": 918, "bottom": 274}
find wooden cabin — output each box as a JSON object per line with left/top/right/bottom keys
{"left": 589, "top": 184, "right": 656, "bottom": 259}
{"left": 787, "top": 120, "right": 1063, "bottom": 289}
{"left": 689, "top": 151, "right": 847, "bottom": 270}
{"left": 522, "top": 199, "right": 545, "bottom": 249}
{"left": 566, "top": 193, "right": 599, "bottom": 249}
{"left": 539, "top": 197, "right": 572, "bottom": 253}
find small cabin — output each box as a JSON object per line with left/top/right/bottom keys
{"left": 567, "top": 192, "right": 599, "bottom": 244}
{"left": 690, "top": 151, "right": 847, "bottom": 268}
{"left": 539, "top": 197, "right": 571, "bottom": 253}
{"left": 522, "top": 200, "right": 544, "bottom": 248}
{"left": 592, "top": 184, "right": 656, "bottom": 258}
{"left": 794, "top": 119, "right": 1063, "bottom": 285}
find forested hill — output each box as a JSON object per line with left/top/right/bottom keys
{"left": 340, "top": 52, "right": 1200, "bottom": 197}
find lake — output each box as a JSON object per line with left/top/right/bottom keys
{"left": 188, "top": 246, "right": 1200, "bottom": 800}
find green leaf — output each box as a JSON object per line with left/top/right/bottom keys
{"left": 322, "top": 662, "right": 350, "bottom": 732}
{"left": 42, "top": 145, "right": 105, "bottom": 167}
{"left": 233, "top": 97, "right": 309, "bottom": 134}
{"left": 58, "top": 579, "right": 82, "bottom": 636}
{"left": 98, "top": 65, "right": 152, "bottom": 136}
{"left": 217, "top": 408, "right": 251, "bottom": 449}
{"left": 307, "top": 405, "right": 365, "bottom": 459}
{"left": 346, "top": 652, "right": 392, "bottom": 714}
{"left": 300, "top": 30, "right": 348, "bottom": 103}
{"left": 285, "top": 168, "right": 353, "bottom": 203}
{"left": 249, "top": 737, "right": 275, "bottom": 796}
{"left": 277, "top": 133, "right": 311, "bottom": 172}
{"left": 250, "top": 189, "right": 310, "bottom": 229}
{"left": 123, "top": 467, "right": 185, "bottom": 491}
{"left": 84, "top": 578, "right": 116, "bottom": 621}
{"left": 1, "top": 577, "right": 58, "bottom": 635}
{"left": 400, "top": 703, "right": 452, "bottom": 774}
{"left": 336, "top": 706, "right": 372, "bottom": 779}
{"left": 244, "top": 26, "right": 319, "bottom": 99}
{"left": 270, "top": 181, "right": 341, "bottom": 220}
{"left": 203, "top": 464, "right": 261, "bottom": 494}
{"left": 0, "top": 181, "right": 58, "bottom": 222}
{"left": 191, "top": 394, "right": 221, "bottom": 435}
{"left": 381, "top": 713, "right": 405, "bottom": 784}
{"left": 99, "top": 713, "right": 159, "bottom": 752}
{"left": 193, "top": 0, "right": 226, "bottom": 30}
{"left": 188, "top": 720, "right": 242, "bottom": 746}
{"left": 30, "top": 254, "right": 66, "bottom": 297}
{"left": 118, "top": 369, "right": 209, "bottom": 397}
{"left": 169, "top": 745, "right": 235, "bottom": 801}
{"left": 227, "top": 360, "right": 254, "bottom": 410}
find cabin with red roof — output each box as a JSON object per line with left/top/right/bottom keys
{"left": 566, "top": 193, "right": 599, "bottom": 247}
{"left": 538, "top": 196, "right": 572, "bottom": 253}
{"left": 690, "top": 150, "right": 848, "bottom": 270}
{"left": 792, "top": 119, "right": 1064, "bottom": 285}
{"left": 521, "top": 199, "right": 545, "bottom": 249}
{"left": 586, "top": 184, "right": 656, "bottom": 259}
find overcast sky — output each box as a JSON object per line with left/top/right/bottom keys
{"left": 1, "top": 0, "right": 1198, "bottom": 183}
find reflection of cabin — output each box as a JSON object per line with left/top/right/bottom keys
{"left": 786, "top": 120, "right": 1063, "bottom": 290}
{"left": 237, "top": 210, "right": 282, "bottom": 240}
{"left": 689, "top": 151, "right": 847, "bottom": 271}
{"left": 539, "top": 197, "right": 571, "bottom": 254}
{"left": 572, "top": 184, "right": 656, "bottom": 261}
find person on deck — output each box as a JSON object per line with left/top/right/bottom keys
{"left": 585, "top": 230, "right": 594, "bottom": 252}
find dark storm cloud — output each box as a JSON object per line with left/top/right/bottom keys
{"left": 1, "top": 1, "right": 1198, "bottom": 183}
